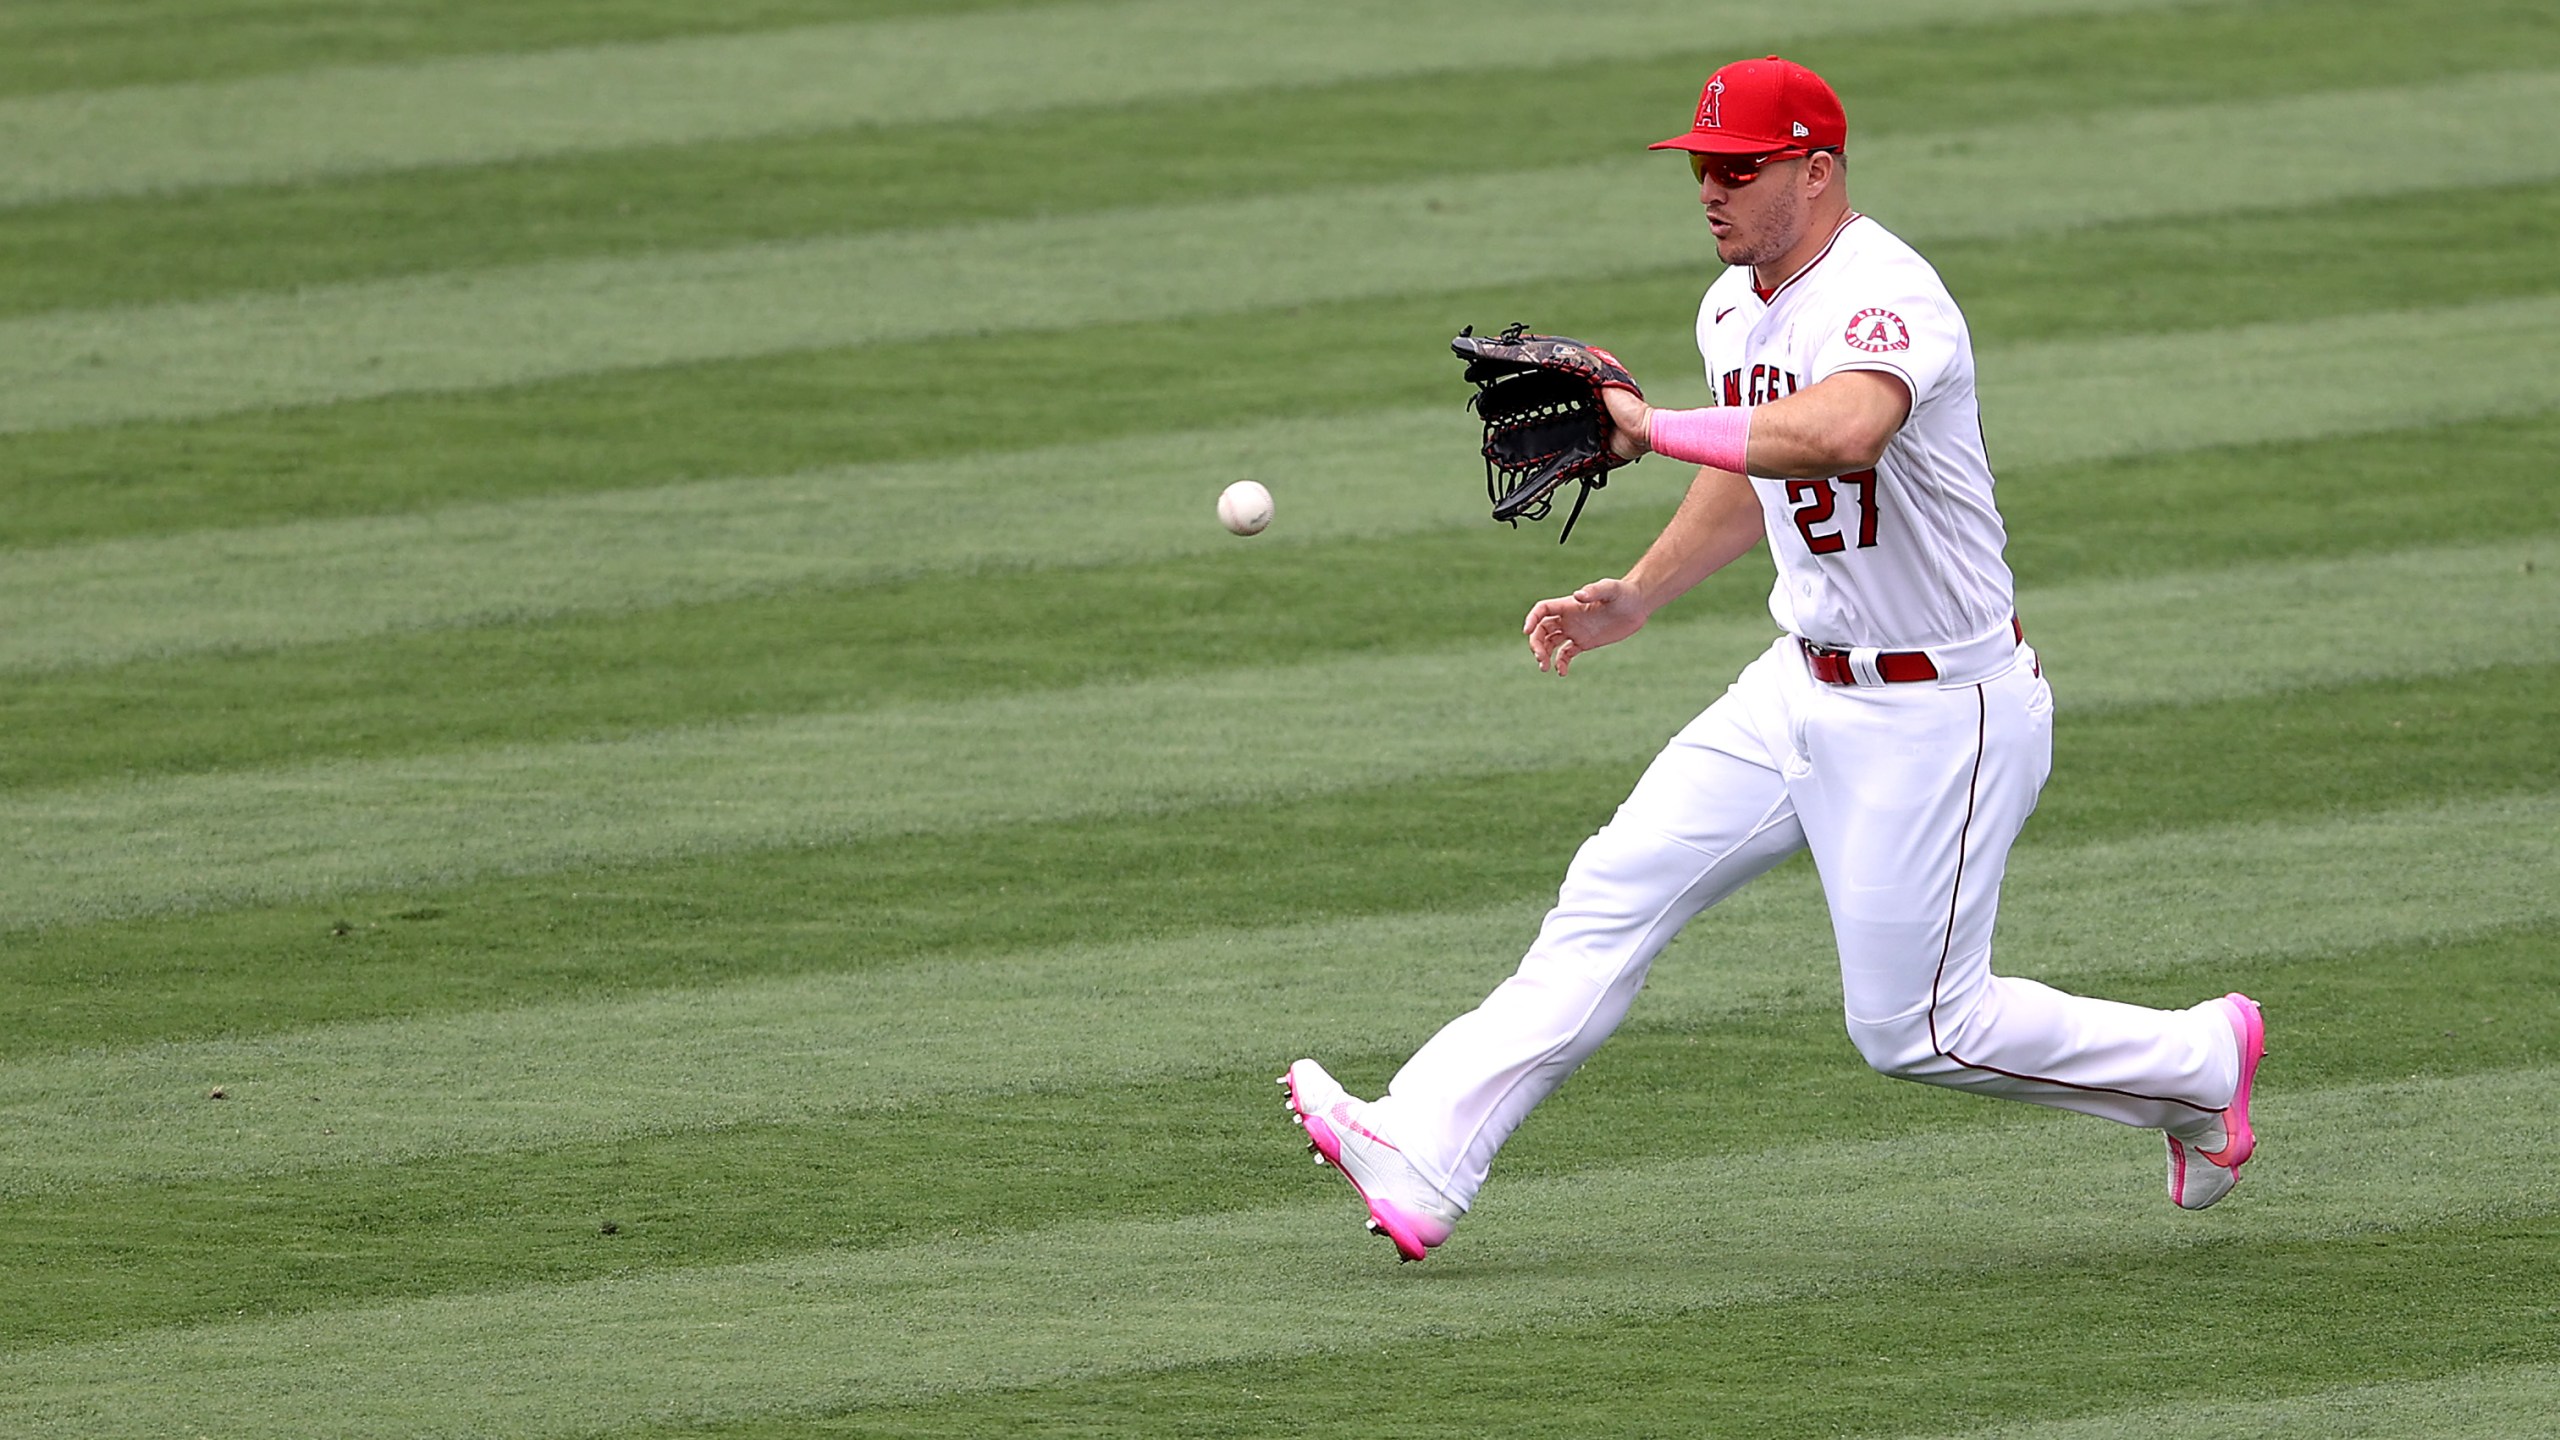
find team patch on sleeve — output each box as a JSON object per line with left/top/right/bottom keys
{"left": 1843, "top": 308, "right": 1911, "bottom": 353}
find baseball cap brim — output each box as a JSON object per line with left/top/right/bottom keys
{"left": 1647, "top": 130, "right": 1806, "bottom": 156}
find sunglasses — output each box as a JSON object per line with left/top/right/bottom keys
{"left": 1687, "top": 147, "right": 1831, "bottom": 187}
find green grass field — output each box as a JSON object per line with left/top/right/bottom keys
{"left": 4, "top": 1, "right": 2556, "bottom": 1434}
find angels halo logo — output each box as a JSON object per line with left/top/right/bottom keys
{"left": 1843, "top": 308, "right": 1911, "bottom": 353}
{"left": 1699, "top": 76, "right": 1725, "bottom": 129}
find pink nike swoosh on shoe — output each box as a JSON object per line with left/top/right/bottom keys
{"left": 2166, "top": 1132, "right": 2235, "bottom": 1209}
{"left": 1297, "top": 1110, "right": 1454, "bottom": 1262}
{"left": 1280, "top": 1060, "right": 1460, "bottom": 1262}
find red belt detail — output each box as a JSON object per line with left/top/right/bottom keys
{"left": 1800, "top": 616, "right": 2024, "bottom": 687}
{"left": 1800, "top": 642, "right": 1935, "bottom": 684}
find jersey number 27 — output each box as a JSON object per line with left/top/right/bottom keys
{"left": 1787, "top": 470, "right": 1879, "bottom": 554}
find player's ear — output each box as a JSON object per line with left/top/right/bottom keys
{"left": 1805, "top": 149, "right": 1841, "bottom": 197}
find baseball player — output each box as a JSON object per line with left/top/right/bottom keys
{"left": 1285, "top": 56, "right": 2265, "bottom": 1261}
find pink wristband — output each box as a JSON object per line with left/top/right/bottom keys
{"left": 1647, "top": 405, "right": 1753, "bottom": 474}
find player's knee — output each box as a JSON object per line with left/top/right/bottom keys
{"left": 1843, "top": 1013, "right": 1946, "bottom": 1081}
{"left": 1556, "top": 827, "right": 1677, "bottom": 905}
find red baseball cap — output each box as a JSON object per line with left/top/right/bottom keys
{"left": 1648, "top": 56, "right": 1847, "bottom": 157}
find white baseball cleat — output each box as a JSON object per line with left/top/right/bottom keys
{"left": 2165, "top": 1131, "right": 2238, "bottom": 1210}
{"left": 2166, "top": 993, "right": 2265, "bottom": 1210}
{"left": 1280, "top": 1058, "right": 1464, "bottom": 1262}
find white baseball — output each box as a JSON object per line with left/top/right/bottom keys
{"left": 1217, "top": 480, "right": 1274, "bottom": 536}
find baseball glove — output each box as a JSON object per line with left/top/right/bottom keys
{"left": 1451, "top": 323, "right": 1644, "bottom": 543}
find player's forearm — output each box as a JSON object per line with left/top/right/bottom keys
{"left": 1738, "top": 382, "right": 1900, "bottom": 477}
{"left": 1638, "top": 371, "right": 1910, "bottom": 480}
{"left": 1622, "top": 466, "right": 1764, "bottom": 612}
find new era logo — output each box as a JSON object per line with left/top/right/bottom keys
{"left": 1792, "top": 121, "right": 1810, "bottom": 138}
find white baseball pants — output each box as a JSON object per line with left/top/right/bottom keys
{"left": 1370, "top": 635, "right": 2239, "bottom": 1207}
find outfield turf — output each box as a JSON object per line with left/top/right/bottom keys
{"left": 3, "top": 2, "right": 2555, "bottom": 1435}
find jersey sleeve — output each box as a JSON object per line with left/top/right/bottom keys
{"left": 1805, "top": 286, "right": 1963, "bottom": 407}
{"left": 1693, "top": 279, "right": 1741, "bottom": 404}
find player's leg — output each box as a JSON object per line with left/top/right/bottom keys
{"left": 1795, "top": 655, "right": 2250, "bottom": 1156}
{"left": 1359, "top": 642, "right": 1809, "bottom": 1210}
{"left": 1287, "top": 654, "right": 1808, "bottom": 1261}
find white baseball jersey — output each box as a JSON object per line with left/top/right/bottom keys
{"left": 1696, "top": 212, "right": 2015, "bottom": 651}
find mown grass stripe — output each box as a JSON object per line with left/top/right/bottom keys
{"left": 0, "top": 0, "right": 1051, "bottom": 99}
{"left": 0, "top": 0, "right": 2211, "bottom": 208}
{"left": 798, "top": 1241, "right": 2560, "bottom": 1439}
{"left": 8, "top": 69, "right": 2559, "bottom": 435}
{"left": 9, "top": 297, "right": 2558, "bottom": 675}
{"left": 7, "top": 661, "right": 2546, "bottom": 1061}
{"left": 12, "top": 410, "right": 2549, "bottom": 795}
{"left": 1921, "top": 1364, "right": 2560, "bottom": 1440}
{"left": 2, "top": 788, "right": 2549, "bottom": 1196}
{"left": 9, "top": 181, "right": 2558, "bottom": 555}
{"left": 1, "top": 1066, "right": 2546, "bottom": 1436}
{"left": 12, "top": 0, "right": 2545, "bottom": 321}
{"left": 3, "top": 922, "right": 2544, "bottom": 1351}
{"left": 1982, "top": 293, "right": 2560, "bottom": 466}
{"left": 2, "top": 538, "right": 2549, "bottom": 930}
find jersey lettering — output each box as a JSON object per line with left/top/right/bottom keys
{"left": 1722, "top": 366, "right": 1801, "bottom": 406}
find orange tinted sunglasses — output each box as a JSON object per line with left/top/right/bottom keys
{"left": 1688, "top": 147, "right": 1828, "bottom": 187}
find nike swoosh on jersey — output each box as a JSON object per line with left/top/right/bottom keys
{"left": 1715, "top": 307, "right": 1737, "bottom": 323}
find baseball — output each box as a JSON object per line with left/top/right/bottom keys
{"left": 1218, "top": 480, "right": 1274, "bottom": 536}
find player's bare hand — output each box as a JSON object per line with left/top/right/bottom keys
{"left": 1524, "top": 578, "right": 1650, "bottom": 677}
{"left": 1603, "top": 386, "right": 1653, "bottom": 462}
